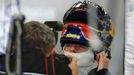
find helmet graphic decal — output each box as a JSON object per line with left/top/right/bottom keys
{"left": 61, "top": 22, "right": 91, "bottom": 40}
{"left": 60, "top": 22, "right": 92, "bottom": 47}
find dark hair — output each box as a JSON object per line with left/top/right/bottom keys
{"left": 22, "top": 21, "right": 56, "bottom": 55}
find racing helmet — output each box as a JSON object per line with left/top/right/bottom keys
{"left": 60, "top": 1, "right": 115, "bottom": 52}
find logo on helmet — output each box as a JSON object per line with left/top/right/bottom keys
{"left": 66, "top": 33, "right": 80, "bottom": 39}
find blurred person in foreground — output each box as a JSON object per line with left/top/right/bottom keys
{"left": 0, "top": 21, "right": 78, "bottom": 75}
{"left": 58, "top": 1, "right": 115, "bottom": 75}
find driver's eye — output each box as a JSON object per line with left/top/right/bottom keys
{"left": 65, "top": 44, "right": 71, "bottom": 47}
{"left": 79, "top": 45, "right": 85, "bottom": 48}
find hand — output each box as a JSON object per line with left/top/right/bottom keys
{"left": 65, "top": 54, "right": 78, "bottom": 75}
{"left": 96, "top": 51, "right": 109, "bottom": 71}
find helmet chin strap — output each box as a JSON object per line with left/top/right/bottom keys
{"left": 106, "top": 48, "right": 112, "bottom": 59}
{"left": 91, "top": 49, "right": 97, "bottom": 60}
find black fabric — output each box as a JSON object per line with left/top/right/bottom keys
{"left": 97, "top": 69, "right": 111, "bottom": 75}
{"left": 20, "top": 50, "right": 72, "bottom": 75}
{"left": 49, "top": 54, "right": 72, "bottom": 75}
{"left": 88, "top": 68, "right": 111, "bottom": 75}
{"left": 1, "top": 49, "right": 72, "bottom": 75}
